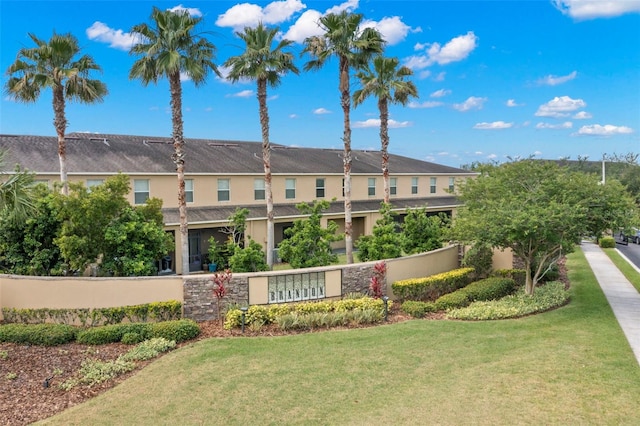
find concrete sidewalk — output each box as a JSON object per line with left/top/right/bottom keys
{"left": 581, "top": 242, "right": 640, "bottom": 366}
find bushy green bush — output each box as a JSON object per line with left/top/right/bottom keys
{"left": 0, "top": 323, "right": 77, "bottom": 346}
{"left": 391, "top": 267, "right": 475, "bottom": 301}
{"left": 121, "top": 332, "right": 144, "bottom": 345}
{"left": 492, "top": 269, "right": 526, "bottom": 287}
{"left": 447, "top": 281, "right": 569, "bottom": 320}
{"left": 146, "top": 319, "right": 200, "bottom": 343}
{"left": 462, "top": 242, "right": 494, "bottom": 279}
{"left": 275, "top": 309, "right": 383, "bottom": 331}
{"left": 76, "top": 324, "right": 133, "bottom": 345}
{"left": 400, "top": 300, "right": 436, "bottom": 318}
{"left": 434, "top": 277, "right": 516, "bottom": 310}
{"left": 599, "top": 236, "right": 616, "bottom": 248}
{"left": 434, "top": 291, "right": 470, "bottom": 311}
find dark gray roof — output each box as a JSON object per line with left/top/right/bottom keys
{"left": 0, "top": 133, "right": 473, "bottom": 176}
{"left": 164, "top": 196, "right": 460, "bottom": 225}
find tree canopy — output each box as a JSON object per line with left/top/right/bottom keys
{"left": 451, "top": 159, "right": 637, "bottom": 295}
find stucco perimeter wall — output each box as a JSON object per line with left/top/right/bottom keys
{"left": 0, "top": 275, "right": 183, "bottom": 321}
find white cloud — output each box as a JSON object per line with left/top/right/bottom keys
{"left": 553, "top": 0, "right": 640, "bottom": 19}
{"left": 575, "top": 124, "right": 633, "bottom": 136}
{"left": 281, "top": 9, "right": 323, "bottom": 42}
{"left": 535, "top": 96, "right": 586, "bottom": 118}
{"left": 506, "top": 99, "right": 523, "bottom": 107}
{"left": 433, "top": 72, "right": 446, "bottom": 82}
{"left": 453, "top": 96, "right": 487, "bottom": 112}
{"left": 86, "top": 22, "right": 137, "bottom": 50}
{"left": 179, "top": 72, "right": 191, "bottom": 82}
{"left": 226, "top": 90, "right": 254, "bottom": 98}
{"left": 408, "top": 101, "right": 443, "bottom": 109}
{"left": 537, "top": 71, "right": 578, "bottom": 86}
{"left": 473, "top": 121, "right": 513, "bottom": 130}
{"left": 289, "top": 113, "right": 298, "bottom": 118}
{"left": 313, "top": 107, "right": 331, "bottom": 114}
{"left": 536, "top": 121, "right": 573, "bottom": 129}
{"left": 430, "top": 89, "right": 451, "bottom": 98}
{"left": 353, "top": 118, "right": 412, "bottom": 128}
{"left": 216, "top": 0, "right": 305, "bottom": 30}
{"left": 405, "top": 31, "right": 478, "bottom": 70}
{"left": 168, "top": 4, "right": 202, "bottom": 17}
{"left": 573, "top": 111, "right": 593, "bottom": 119}
{"left": 361, "top": 16, "right": 421, "bottom": 46}
{"left": 325, "top": 0, "right": 359, "bottom": 14}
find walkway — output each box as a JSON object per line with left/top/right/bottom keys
{"left": 581, "top": 242, "right": 640, "bottom": 366}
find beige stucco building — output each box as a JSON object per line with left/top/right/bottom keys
{"left": 0, "top": 133, "right": 477, "bottom": 274}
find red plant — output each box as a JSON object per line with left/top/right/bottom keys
{"left": 212, "top": 269, "right": 232, "bottom": 321}
{"left": 369, "top": 261, "right": 387, "bottom": 299}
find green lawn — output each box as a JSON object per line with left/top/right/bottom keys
{"left": 40, "top": 249, "right": 640, "bottom": 425}
{"left": 603, "top": 247, "right": 640, "bottom": 292}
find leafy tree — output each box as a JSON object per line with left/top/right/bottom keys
{"left": 461, "top": 242, "right": 494, "bottom": 279}
{"left": 277, "top": 200, "right": 342, "bottom": 268}
{"left": 353, "top": 56, "right": 418, "bottom": 203}
{"left": 401, "top": 208, "right": 447, "bottom": 254}
{"left": 224, "top": 23, "right": 299, "bottom": 268}
{"left": 101, "top": 206, "right": 174, "bottom": 276}
{"left": 302, "top": 11, "right": 384, "bottom": 264}
{"left": 129, "top": 7, "right": 220, "bottom": 275}
{"left": 451, "top": 159, "right": 636, "bottom": 295}
{"left": 228, "top": 238, "right": 269, "bottom": 273}
{"left": 4, "top": 33, "right": 107, "bottom": 195}
{"left": 0, "top": 150, "right": 37, "bottom": 223}
{"left": 0, "top": 185, "right": 64, "bottom": 275}
{"left": 356, "top": 203, "right": 403, "bottom": 262}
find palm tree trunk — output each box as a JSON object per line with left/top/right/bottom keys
{"left": 169, "top": 72, "right": 190, "bottom": 276}
{"left": 258, "top": 78, "right": 274, "bottom": 268}
{"left": 379, "top": 98, "right": 390, "bottom": 204}
{"left": 339, "top": 56, "right": 354, "bottom": 264}
{"left": 52, "top": 86, "right": 69, "bottom": 196}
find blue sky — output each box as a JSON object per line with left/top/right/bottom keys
{"left": 1, "top": 0, "right": 639, "bottom": 168}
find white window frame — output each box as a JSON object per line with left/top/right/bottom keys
{"left": 316, "top": 178, "right": 325, "bottom": 198}
{"left": 134, "top": 179, "right": 150, "bottom": 204}
{"left": 86, "top": 179, "right": 104, "bottom": 189}
{"left": 368, "top": 178, "right": 376, "bottom": 196}
{"left": 411, "top": 177, "right": 418, "bottom": 195}
{"left": 218, "top": 179, "right": 230, "bottom": 202}
{"left": 430, "top": 177, "right": 437, "bottom": 194}
{"left": 254, "top": 178, "right": 265, "bottom": 200}
{"left": 185, "top": 179, "right": 194, "bottom": 203}
{"left": 449, "top": 177, "right": 455, "bottom": 193}
{"left": 390, "top": 177, "right": 397, "bottom": 196}
{"left": 285, "top": 178, "right": 296, "bottom": 199}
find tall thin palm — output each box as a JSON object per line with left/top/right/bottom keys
{"left": 354, "top": 56, "right": 418, "bottom": 203}
{"left": 302, "top": 11, "right": 384, "bottom": 264}
{"left": 224, "top": 23, "right": 299, "bottom": 269}
{"left": 129, "top": 6, "right": 219, "bottom": 275}
{"left": 4, "top": 33, "right": 107, "bottom": 196}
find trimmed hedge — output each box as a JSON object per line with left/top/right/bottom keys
{"left": 0, "top": 323, "right": 77, "bottom": 346}
{"left": 491, "top": 269, "right": 526, "bottom": 287}
{"left": 76, "top": 320, "right": 200, "bottom": 345}
{"left": 391, "top": 267, "right": 475, "bottom": 301}
{"left": 400, "top": 300, "right": 437, "bottom": 318}
{"left": 599, "top": 236, "right": 616, "bottom": 248}
{"left": 435, "top": 277, "right": 516, "bottom": 310}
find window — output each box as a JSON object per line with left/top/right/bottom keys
{"left": 285, "top": 178, "right": 296, "bottom": 199}
{"left": 390, "top": 177, "right": 397, "bottom": 196}
{"left": 316, "top": 178, "right": 325, "bottom": 198}
{"left": 134, "top": 179, "right": 150, "bottom": 204}
{"left": 430, "top": 177, "right": 437, "bottom": 194}
{"left": 268, "top": 272, "right": 326, "bottom": 303}
{"left": 86, "top": 179, "right": 104, "bottom": 189}
{"left": 185, "top": 179, "right": 194, "bottom": 203}
{"left": 254, "top": 179, "right": 265, "bottom": 200}
{"left": 368, "top": 178, "right": 376, "bottom": 196}
{"left": 411, "top": 177, "right": 418, "bottom": 194}
{"left": 449, "top": 177, "right": 455, "bottom": 193}
{"left": 218, "top": 179, "right": 230, "bottom": 202}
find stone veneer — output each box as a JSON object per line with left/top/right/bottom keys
{"left": 340, "top": 262, "right": 380, "bottom": 296}
{"left": 183, "top": 274, "right": 249, "bottom": 322}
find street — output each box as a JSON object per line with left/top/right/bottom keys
{"left": 615, "top": 236, "right": 640, "bottom": 270}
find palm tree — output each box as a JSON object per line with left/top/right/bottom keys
{"left": 302, "top": 11, "right": 384, "bottom": 264}
{"left": 353, "top": 56, "right": 418, "bottom": 203}
{"left": 0, "top": 149, "right": 37, "bottom": 224}
{"left": 129, "top": 7, "right": 219, "bottom": 275}
{"left": 4, "top": 32, "right": 108, "bottom": 196}
{"left": 223, "top": 23, "right": 299, "bottom": 269}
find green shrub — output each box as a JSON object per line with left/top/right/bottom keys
{"left": 447, "top": 281, "right": 569, "bottom": 320}
{"left": 61, "top": 358, "right": 136, "bottom": 390}
{"left": 147, "top": 319, "right": 199, "bottom": 343}
{"left": 463, "top": 277, "right": 517, "bottom": 302}
{"left": 400, "top": 300, "right": 436, "bottom": 318}
{"left": 121, "top": 332, "right": 144, "bottom": 345}
{"left": 76, "top": 324, "right": 132, "bottom": 345}
{"left": 434, "top": 291, "right": 470, "bottom": 311}
{"left": 275, "top": 309, "right": 383, "bottom": 331}
{"left": 599, "top": 236, "right": 616, "bottom": 248}
{"left": 0, "top": 323, "right": 77, "bottom": 346}
{"left": 492, "top": 269, "right": 526, "bottom": 287}
{"left": 391, "top": 267, "right": 475, "bottom": 301}
{"left": 118, "top": 337, "right": 176, "bottom": 362}
{"left": 462, "top": 242, "right": 494, "bottom": 279}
